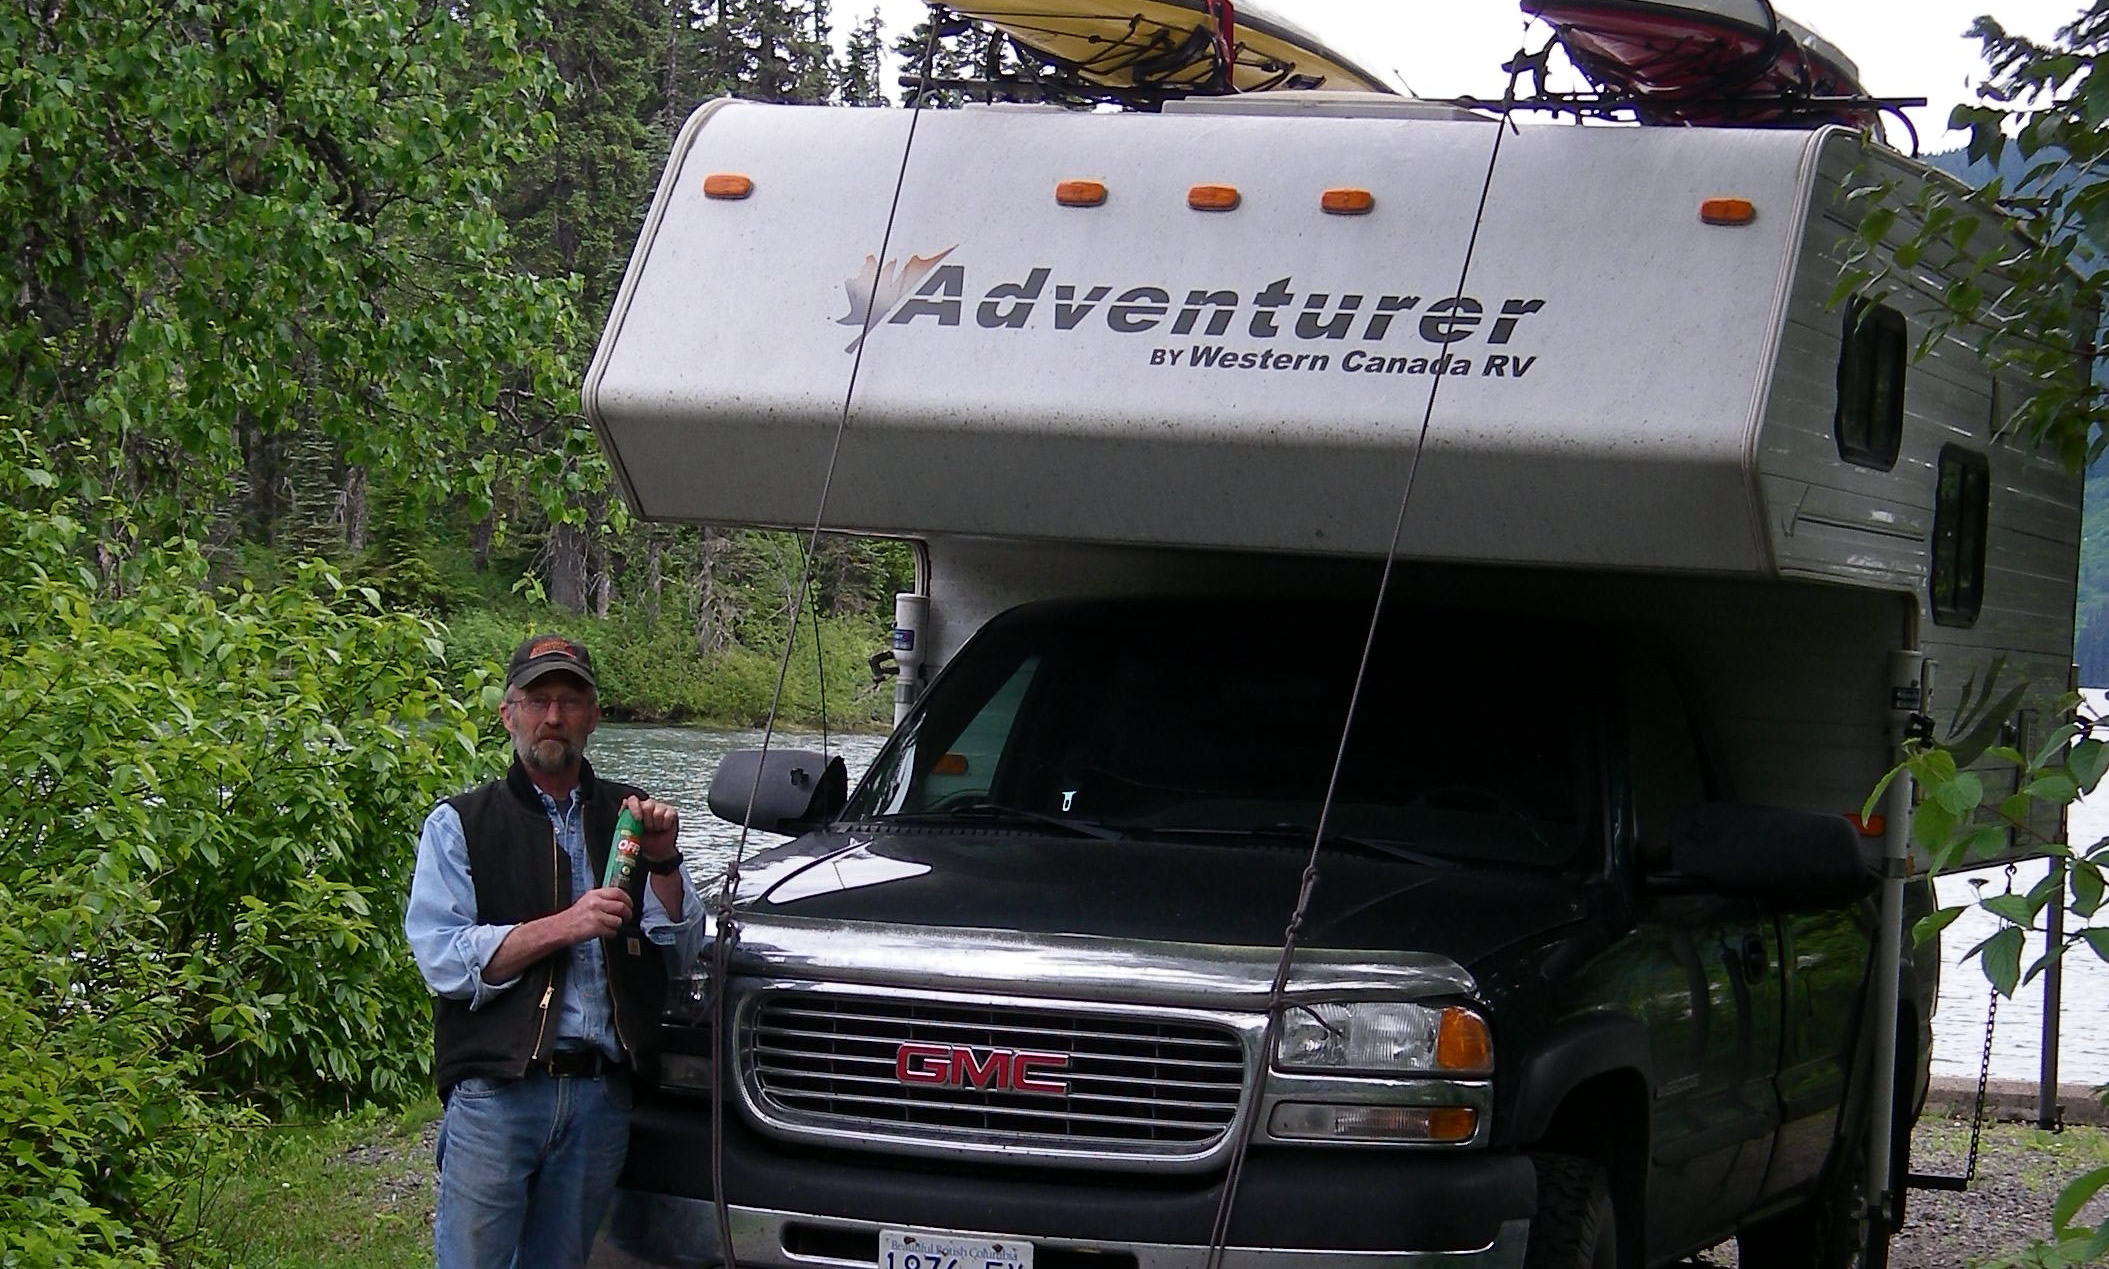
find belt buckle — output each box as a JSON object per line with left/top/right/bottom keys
{"left": 547, "top": 1048, "right": 599, "bottom": 1077}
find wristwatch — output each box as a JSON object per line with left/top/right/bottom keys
{"left": 642, "top": 849, "right": 684, "bottom": 876}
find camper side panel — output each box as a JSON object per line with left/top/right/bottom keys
{"left": 1756, "top": 135, "right": 2081, "bottom": 853}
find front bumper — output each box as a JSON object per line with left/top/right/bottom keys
{"left": 610, "top": 1198, "right": 1530, "bottom": 1269}
{"left": 612, "top": 1098, "right": 1535, "bottom": 1267}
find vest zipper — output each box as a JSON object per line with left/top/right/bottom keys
{"left": 528, "top": 826, "right": 560, "bottom": 1062}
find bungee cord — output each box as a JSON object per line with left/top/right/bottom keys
{"left": 703, "top": 14, "right": 948, "bottom": 1262}
{"left": 1199, "top": 35, "right": 1533, "bottom": 1269}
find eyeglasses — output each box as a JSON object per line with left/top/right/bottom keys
{"left": 511, "top": 693, "right": 594, "bottom": 717}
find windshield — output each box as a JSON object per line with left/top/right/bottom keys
{"left": 844, "top": 599, "right": 1599, "bottom": 868}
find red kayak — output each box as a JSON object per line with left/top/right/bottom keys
{"left": 1522, "top": 0, "right": 1874, "bottom": 127}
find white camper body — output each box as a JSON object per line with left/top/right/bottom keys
{"left": 585, "top": 97, "right": 2081, "bottom": 834}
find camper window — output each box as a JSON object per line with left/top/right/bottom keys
{"left": 1930, "top": 444, "right": 1991, "bottom": 627}
{"left": 1834, "top": 299, "right": 1907, "bottom": 470}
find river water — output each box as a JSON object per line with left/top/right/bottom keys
{"left": 591, "top": 720, "right": 2109, "bottom": 1086}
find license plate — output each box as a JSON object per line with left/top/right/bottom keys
{"left": 878, "top": 1228, "right": 1033, "bottom": 1269}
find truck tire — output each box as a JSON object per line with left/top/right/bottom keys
{"left": 1525, "top": 1154, "right": 1616, "bottom": 1269}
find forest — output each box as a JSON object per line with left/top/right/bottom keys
{"left": 0, "top": 0, "right": 978, "bottom": 1257}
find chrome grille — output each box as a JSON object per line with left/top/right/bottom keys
{"left": 741, "top": 987, "right": 1248, "bottom": 1161}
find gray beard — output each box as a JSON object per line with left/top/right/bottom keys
{"left": 521, "top": 736, "right": 582, "bottom": 773}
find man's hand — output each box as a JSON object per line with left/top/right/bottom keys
{"left": 625, "top": 794, "right": 689, "bottom": 922}
{"left": 483, "top": 886, "right": 635, "bottom": 986}
{"left": 565, "top": 886, "right": 635, "bottom": 942}
{"left": 626, "top": 794, "right": 680, "bottom": 863}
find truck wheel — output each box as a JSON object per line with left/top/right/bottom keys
{"left": 1525, "top": 1154, "right": 1616, "bottom": 1269}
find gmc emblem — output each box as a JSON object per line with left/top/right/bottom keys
{"left": 895, "top": 1043, "right": 1071, "bottom": 1095}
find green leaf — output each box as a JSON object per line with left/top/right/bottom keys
{"left": 2084, "top": 929, "right": 2109, "bottom": 965}
{"left": 1912, "top": 905, "right": 1966, "bottom": 947}
{"left": 2071, "top": 739, "right": 2109, "bottom": 793}
{"left": 2071, "top": 862, "right": 2104, "bottom": 919}
{"left": 1932, "top": 771, "right": 1985, "bottom": 815}
{"left": 2052, "top": 1165, "right": 2109, "bottom": 1236}
{"left": 1982, "top": 892, "right": 2040, "bottom": 927}
{"left": 1976, "top": 926, "right": 2025, "bottom": 997}
{"left": 2022, "top": 773, "right": 2080, "bottom": 805}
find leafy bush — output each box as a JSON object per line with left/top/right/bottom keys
{"left": 434, "top": 586, "right": 893, "bottom": 728}
{"left": 0, "top": 434, "right": 491, "bottom": 1258}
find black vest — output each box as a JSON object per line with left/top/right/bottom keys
{"left": 430, "top": 757, "right": 669, "bottom": 1097}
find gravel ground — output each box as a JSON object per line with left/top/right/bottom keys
{"left": 1683, "top": 1115, "right": 2109, "bottom": 1268}
{"left": 364, "top": 1114, "right": 2107, "bottom": 1268}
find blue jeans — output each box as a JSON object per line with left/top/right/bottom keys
{"left": 434, "top": 1070, "right": 633, "bottom": 1269}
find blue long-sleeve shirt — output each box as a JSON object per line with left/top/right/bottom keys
{"left": 405, "top": 786, "right": 704, "bottom": 1062}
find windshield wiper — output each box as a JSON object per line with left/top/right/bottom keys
{"left": 1135, "top": 823, "right": 1456, "bottom": 869}
{"left": 880, "top": 802, "right": 1126, "bottom": 842}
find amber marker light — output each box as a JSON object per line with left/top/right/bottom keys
{"left": 1427, "top": 1107, "right": 1480, "bottom": 1143}
{"left": 703, "top": 173, "right": 754, "bottom": 200}
{"left": 1435, "top": 1007, "right": 1494, "bottom": 1073}
{"left": 1700, "top": 196, "right": 1757, "bottom": 225}
{"left": 1056, "top": 179, "right": 1108, "bottom": 207}
{"left": 932, "top": 753, "right": 971, "bottom": 776}
{"left": 1322, "top": 188, "right": 1375, "bottom": 216}
{"left": 1188, "top": 183, "right": 1242, "bottom": 212}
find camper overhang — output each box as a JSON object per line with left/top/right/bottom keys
{"left": 586, "top": 100, "right": 1845, "bottom": 574}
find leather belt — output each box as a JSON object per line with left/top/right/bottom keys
{"left": 536, "top": 1048, "right": 625, "bottom": 1078}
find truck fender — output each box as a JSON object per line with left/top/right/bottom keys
{"left": 1504, "top": 1011, "right": 1653, "bottom": 1146}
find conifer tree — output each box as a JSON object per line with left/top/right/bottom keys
{"left": 837, "top": 6, "right": 891, "bottom": 105}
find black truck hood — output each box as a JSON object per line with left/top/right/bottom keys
{"left": 733, "top": 827, "right": 1587, "bottom": 969}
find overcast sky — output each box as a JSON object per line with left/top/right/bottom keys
{"left": 861, "top": 0, "right": 2087, "bottom": 151}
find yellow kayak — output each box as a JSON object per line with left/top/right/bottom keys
{"left": 946, "top": 0, "right": 1393, "bottom": 94}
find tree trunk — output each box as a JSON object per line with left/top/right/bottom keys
{"left": 471, "top": 516, "right": 493, "bottom": 571}
{"left": 338, "top": 465, "right": 369, "bottom": 553}
{"left": 645, "top": 537, "right": 663, "bottom": 621}
{"left": 242, "top": 422, "right": 285, "bottom": 543}
{"left": 546, "top": 520, "right": 592, "bottom": 614}
{"left": 693, "top": 528, "right": 738, "bottom": 655}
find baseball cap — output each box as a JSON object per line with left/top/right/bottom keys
{"left": 507, "top": 634, "right": 597, "bottom": 692}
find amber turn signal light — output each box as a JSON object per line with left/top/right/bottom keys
{"left": 1321, "top": 188, "right": 1375, "bottom": 216}
{"left": 703, "top": 173, "right": 755, "bottom": 200}
{"left": 1426, "top": 1106, "right": 1479, "bottom": 1142}
{"left": 1700, "top": 197, "right": 1756, "bottom": 225}
{"left": 932, "top": 753, "right": 970, "bottom": 776}
{"left": 1056, "top": 179, "right": 1108, "bottom": 207}
{"left": 1435, "top": 1006, "right": 1494, "bottom": 1073}
{"left": 1188, "top": 183, "right": 1241, "bottom": 212}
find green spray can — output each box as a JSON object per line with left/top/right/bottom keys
{"left": 603, "top": 806, "right": 648, "bottom": 907}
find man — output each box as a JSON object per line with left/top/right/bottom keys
{"left": 406, "top": 634, "right": 704, "bottom": 1269}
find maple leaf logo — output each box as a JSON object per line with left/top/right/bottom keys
{"left": 838, "top": 247, "right": 956, "bottom": 353}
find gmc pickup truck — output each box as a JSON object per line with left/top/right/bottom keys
{"left": 611, "top": 595, "right": 1934, "bottom": 1269}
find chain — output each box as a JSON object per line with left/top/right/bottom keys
{"left": 1960, "top": 862, "right": 2017, "bottom": 1184}
{"left": 1962, "top": 976, "right": 1997, "bottom": 1183}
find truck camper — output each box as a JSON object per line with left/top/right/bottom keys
{"left": 580, "top": 44, "right": 2083, "bottom": 1269}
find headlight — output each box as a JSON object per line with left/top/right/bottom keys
{"left": 1275, "top": 1002, "right": 1493, "bottom": 1074}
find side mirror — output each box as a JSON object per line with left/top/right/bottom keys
{"left": 708, "top": 749, "right": 847, "bottom": 835}
{"left": 1667, "top": 803, "right": 1879, "bottom": 908}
